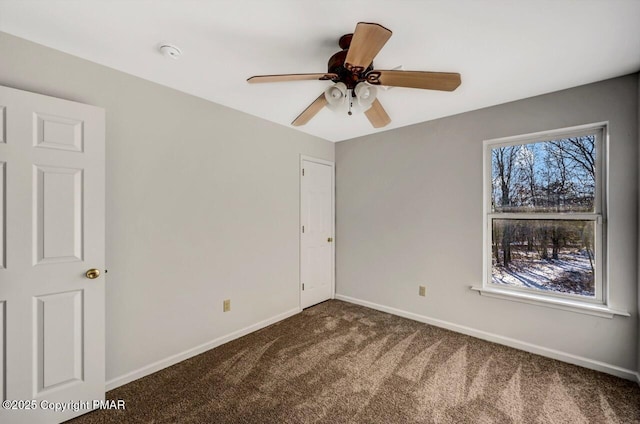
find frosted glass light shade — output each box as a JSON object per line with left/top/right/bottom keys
{"left": 324, "top": 82, "right": 347, "bottom": 111}
{"left": 354, "top": 83, "right": 377, "bottom": 108}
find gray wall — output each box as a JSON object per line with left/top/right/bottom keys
{"left": 336, "top": 74, "right": 639, "bottom": 372}
{"left": 0, "top": 32, "right": 334, "bottom": 383}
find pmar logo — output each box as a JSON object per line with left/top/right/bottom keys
{"left": 93, "top": 400, "right": 126, "bottom": 410}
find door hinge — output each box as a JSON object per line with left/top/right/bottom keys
{"left": 302, "top": 168, "right": 305, "bottom": 176}
{"left": 302, "top": 225, "right": 305, "bottom": 233}
{"left": 302, "top": 283, "right": 305, "bottom": 290}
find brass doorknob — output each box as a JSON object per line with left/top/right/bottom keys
{"left": 85, "top": 269, "right": 100, "bottom": 279}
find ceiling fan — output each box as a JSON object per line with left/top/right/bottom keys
{"left": 247, "top": 22, "right": 461, "bottom": 128}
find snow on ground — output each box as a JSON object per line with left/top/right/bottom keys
{"left": 492, "top": 251, "right": 594, "bottom": 297}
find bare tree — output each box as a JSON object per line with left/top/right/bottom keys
{"left": 514, "top": 145, "right": 538, "bottom": 208}
{"left": 492, "top": 146, "right": 520, "bottom": 268}
{"left": 549, "top": 136, "right": 596, "bottom": 211}
{"left": 550, "top": 136, "right": 595, "bottom": 180}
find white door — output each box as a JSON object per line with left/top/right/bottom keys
{"left": 300, "top": 157, "right": 334, "bottom": 309}
{"left": 0, "top": 85, "right": 105, "bottom": 423}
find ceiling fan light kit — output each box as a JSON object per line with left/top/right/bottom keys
{"left": 248, "top": 22, "right": 461, "bottom": 128}
{"left": 324, "top": 82, "right": 377, "bottom": 116}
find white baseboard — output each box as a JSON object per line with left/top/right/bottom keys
{"left": 105, "top": 307, "right": 301, "bottom": 391}
{"left": 335, "top": 294, "right": 638, "bottom": 382}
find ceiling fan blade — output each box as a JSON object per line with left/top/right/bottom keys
{"left": 367, "top": 70, "right": 461, "bottom": 91}
{"left": 247, "top": 73, "right": 338, "bottom": 83}
{"left": 292, "top": 93, "right": 328, "bottom": 126}
{"left": 365, "top": 98, "right": 391, "bottom": 128}
{"left": 344, "top": 22, "right": 392, "bottom": 72}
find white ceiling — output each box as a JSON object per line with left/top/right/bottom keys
{"left": 1, "top": 0, "right": 639, "bottom": 142}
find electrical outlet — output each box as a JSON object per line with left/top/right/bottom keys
{"left": 419, "top": 286, "right": 426, "bottom": 297}
{"left": 223, "top": 299, "right": 231, "bottom": 312}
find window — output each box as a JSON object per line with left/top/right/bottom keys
{"left": 482, "top": 124, "right": 607, "bottom": 307}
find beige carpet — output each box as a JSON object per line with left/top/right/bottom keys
{"left": 70, "top": 300, "right": 640, "bottom": 423}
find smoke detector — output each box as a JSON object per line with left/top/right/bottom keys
{"left": 159, "top": 44, "right": 182, "bottom": 59}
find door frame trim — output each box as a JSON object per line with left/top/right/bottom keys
{"left": 299, "top": 155, "right": 335, "bottom": 310}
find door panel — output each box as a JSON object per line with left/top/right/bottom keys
{"left": 300, "top": 159, "right": 334, "bottom": 309}
{"left": 0, "top": 300, "right": 5, "bottom": 401}
{"left": 0, "top": 105, "right": 5, "bottom": 143}
{"left": 0, "top": 161, "right": 5, "bottom": 269}
{"left": 34, "top": 166, "right": 84, "bottom": 264}
{"left": 35, "top": 113, "right": 84, "bottom": 152}
{"left": 36, "top": 290, "right": 84, "bottom": 392}
{"left": 0, "top": 85, "right": 105, "bottom": 423}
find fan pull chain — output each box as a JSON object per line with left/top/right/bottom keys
{"left": 347, "top": 89, "right": 353, "bottom": 116}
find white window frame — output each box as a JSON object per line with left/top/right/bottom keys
{"left": 473, "top": 123, "right": 628, "bottom": 318}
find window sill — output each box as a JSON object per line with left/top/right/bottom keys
{"left": 470, "top": 286, "right": 630, "bottom": 319}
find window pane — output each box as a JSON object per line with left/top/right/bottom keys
{"left": 491, "top": 136, "right": 596, "bottom": 213}
{"left": 491, "top": 219, "right": 595, "bottom": 297}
